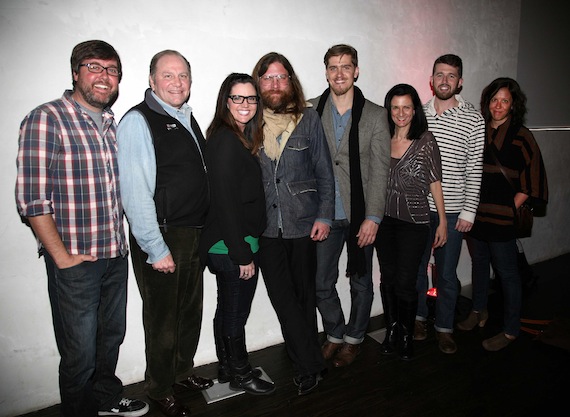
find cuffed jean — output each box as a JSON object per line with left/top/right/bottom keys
{"left": 207, "top": 253, "right": 259, "bottom": 338}
{"left": 316, "top": 219, "right": 374, "bottom": 344}
{"left": 259, "top": 234, "right": 324, "bottom": 377}
{"left": 416, "top": 212, "right": 462, "bottom": 333}
{"left": 466, "top": 235, "right": 521, "bottom": 337}
{"left": 130, "top": 227, "right": 204, "bottom": 400}
{"left": 44, "top": 251, "right": 127, "bottom": 417}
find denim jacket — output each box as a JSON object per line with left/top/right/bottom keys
{"left": 259, "top": 107, "right": 334, "bottom": 239}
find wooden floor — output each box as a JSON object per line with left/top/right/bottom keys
{"left": 21, "top": 253, "right": 570, "bottom": 417}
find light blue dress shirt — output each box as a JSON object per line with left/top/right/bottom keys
{"left": 117, "top": 91, "right": 200, "bottom": 264}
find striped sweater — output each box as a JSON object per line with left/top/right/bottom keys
{"left": 424, "top": 95, "right": 485, "bottom": 223}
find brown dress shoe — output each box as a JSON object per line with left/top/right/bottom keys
{"left": 321, "top": 340, "right": 343, "bottom": 360}
{"left": 332, "top": 343, "right": 361, "bottom": 367}
{"left": 482, "top": 332, "right": 515, "bottom": 351}
{"left": 151, "top": 395, "right": 191, "bottom": 417}
{"left": 414, "top": 320, "right": 427, "bottom": 341}
{"left": 175, "top": 374, "right": 214, "bottom": 391}
{"left": 436, "top": 331, "right": 457, "bottom": 354}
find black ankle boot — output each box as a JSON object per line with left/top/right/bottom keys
{"left": 398, "top": 324, "right": 414, "bottom": 361}
{"left": 380, "top": 322, "right": 398, "bottom": 355}
{"left": 225, "top": 335, "right": 275, "bottom": 395}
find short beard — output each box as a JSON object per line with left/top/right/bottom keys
{"left": 76, "top": 81, "right": 118, "bottom": 110}
{"left": 434, "top": 86, "right": 456, "bottom": 101}
{"left": 262, "top": 87, "right": 294, "bottom": 113}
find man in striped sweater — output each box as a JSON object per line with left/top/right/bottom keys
{"left": 414, "top": 54, "right": 485, "bottom": 354}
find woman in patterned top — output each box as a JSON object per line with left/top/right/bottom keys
{"left": 375, "top": 84, "right": 446, "bottom": 360}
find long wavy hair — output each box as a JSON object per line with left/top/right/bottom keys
{"left": 206, "top": 73, "right": 264, "bottom": 155}
{"left": 252, "top": 52, "right": 306, "bottom": 119}
{"left": 480, "top": 77, "right": 527, "bottom": 127}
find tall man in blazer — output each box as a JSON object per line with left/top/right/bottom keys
{"left": 309, "top": 44, "right": 391, "bottom": 367}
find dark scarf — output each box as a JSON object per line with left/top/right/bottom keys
{"left": 316, "top": 86, "right": 366, "bottom": 278}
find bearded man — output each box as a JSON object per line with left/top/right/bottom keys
{"left": 309, "top": 44, "right": 390, "bottom": 368}
{"left": 16, "top": 40, "right": 149, "bottom": 416}
{"left": 252, "top": 52, "right": 334, "bottom": 396}
{"left": 414, "top": 54, "right": 485, "bottom": 355}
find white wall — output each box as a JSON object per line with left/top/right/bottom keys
{"left": 0, "top": 0, "right": 537, "bottom": 415}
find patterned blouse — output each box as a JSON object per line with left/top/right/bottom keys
{"left": 384, "top": 130, "right": 442, "bottom": 224}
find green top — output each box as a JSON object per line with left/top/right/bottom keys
{"left": 208, "top": 236, "right": 259, "bottom": 255}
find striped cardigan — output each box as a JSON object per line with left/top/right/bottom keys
{"left": 470, "top": 116, "right": 548, "bottom": 241}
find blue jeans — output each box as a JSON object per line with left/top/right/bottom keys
{"left": 207, "top": 253, "right": 259, "bottom": 338}
{"left": 316, "top": 219, "right": 374, "bottom": 344}
{"left": 416, "top": 212, "right": 462, "bottom": 333}
{"left": 44, "top": 251, "right": 127, "bottom": 417}
{"left": 466, "top": 235, "right": 521, "bottom": 337}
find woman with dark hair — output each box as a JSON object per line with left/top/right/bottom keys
{"left": 199, "top": 73, "right": 275, "bottom": 394}
{"left": 375, "top": 84, "right": 446, "bottom": 360}
{"left": 458, "top": 77, "right": 548, "bottom": 351}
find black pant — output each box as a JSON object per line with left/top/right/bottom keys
{"left": 259, "top": 235, "right": 324, "bottom": 377}
{"left": 376, "top": 216, "right": 430, "bottom": 303}
{"left": 130, "top": 227, "right": 204, "bottom": 399}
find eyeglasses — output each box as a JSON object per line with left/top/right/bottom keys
{"left": 228, "top": 95, "right": 259, "bottom": 104}
{"left": 79, "top": 63, "right": 121, "bottom": 77}
{"left": 259, "top": 74, "right": 290, "bottom": 84}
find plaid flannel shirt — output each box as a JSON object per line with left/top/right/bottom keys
{"left": 15, "top": 90, "right": 127, "bottom": 258}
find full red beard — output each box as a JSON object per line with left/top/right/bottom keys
{"left": 261, "top": 87, "right": 294, "bottom": 112}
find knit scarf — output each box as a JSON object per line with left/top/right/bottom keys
{"left": 316, "top": 86, "right": 366, "bottom": 278}
{"left": 262, "top": 108, "right": 302, "bottom": 161}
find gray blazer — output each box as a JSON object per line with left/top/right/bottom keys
{"left": 308, "top": 94, "right": 391, "bottom": 222}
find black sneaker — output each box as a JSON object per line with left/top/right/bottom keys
{"left": 98, "top": 397, "right": 149, "bottom": 416}
{"left": 297, "top": 373, "right": 321, "bottom": 396}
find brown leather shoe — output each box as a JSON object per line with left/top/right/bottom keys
{"left": 436, "top": 331, "right": 457, "bottom": 354}
{"left": 151, "top": 395, "right": 191, "bottom": 417}
{"left": 175, "top": 374, "right": 214, "bottom": 391}
{"left": 332, "top": 343, "right": 361, "bottom": 367}
{"left": 482, "top": 332, "right": 515, "bottom": 351}
{"left": 321, "top": 340, "right": 343, "bottom": 360}
{"left": 414, "top": 320, "right": 427, "bottom": 341}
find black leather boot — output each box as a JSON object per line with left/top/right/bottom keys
{"left": 214, "top": 318, "right": 231, "bottom": 383}
{"left": 380, "top": 284, "right": 398, "bottom": 355}
{"left": 225, "top": 335, "right": 276, "bottom": 395}
{"left": 398, "top": 299, "right": 417, "bottom": 361}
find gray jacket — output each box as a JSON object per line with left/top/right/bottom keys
{"left": 260, "top": 107, "right": 334, "bottom": 239}
{"left": 308, "top": 95, "right": 391, "bottom": 222}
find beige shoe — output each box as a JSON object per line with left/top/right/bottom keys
{"left": 482, "top": 333, "right": 515, "bottom": 351}
{"left": 436, "top": 331, "right": 457, "bottom": 354}
{"left": 457, "top": 309, "right": 489, "bottom": 331}
{"left": 414, "top": 320, "right": 427, "bottom": 341}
